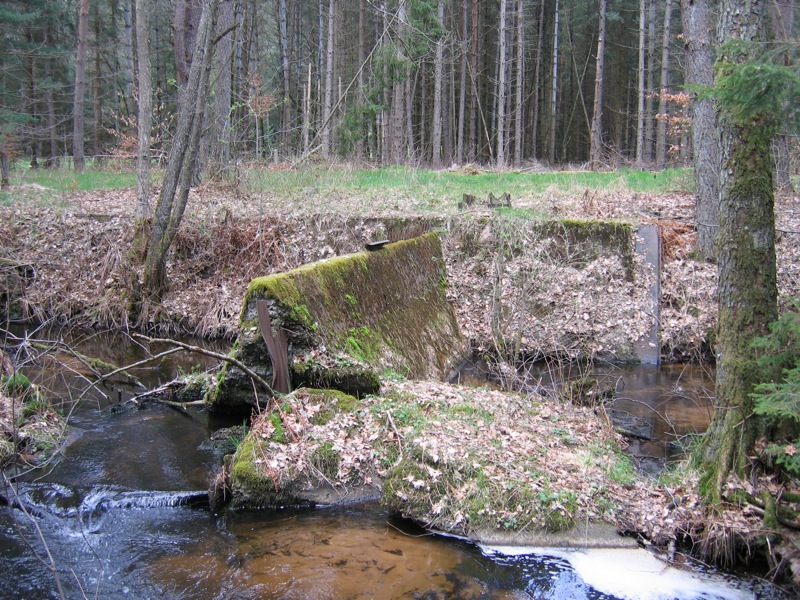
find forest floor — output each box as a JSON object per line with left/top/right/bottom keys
{"left": 2, "top": 166, "right": 800, "bottom": 593}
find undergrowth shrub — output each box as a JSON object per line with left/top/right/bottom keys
{"left": 751, "top": 298, "right": 800, "bottom": 476}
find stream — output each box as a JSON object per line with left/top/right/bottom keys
{"left": 0, "top": 330, "right": 791, "bottom": 599}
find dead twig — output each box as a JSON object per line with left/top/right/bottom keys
{"left": 132, "top": 334, "right": 276, "bottom": 397}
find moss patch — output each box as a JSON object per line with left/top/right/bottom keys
{"left": 212, "top": 233, "right": 466, "bottom": 414}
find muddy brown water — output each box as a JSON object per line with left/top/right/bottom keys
{"left": 0, "top": 330, "right": 789, "bottom": 599}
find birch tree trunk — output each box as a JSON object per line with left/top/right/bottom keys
{"left": 681, "top": 0, "right": 719, "bottom": 260}
{"left": 655, "top": 0, "right": 673, "bottom": 168}
{"left": 73, "top": 0, "right": 90, "bottom": 172}
{"left": 589, "top": 0, "right": 608, "bottom": 169}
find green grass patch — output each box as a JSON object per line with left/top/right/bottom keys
{"left": 244, "top": 165, "right": 692, "bottom": 212}
{"left": 15, "top": 164, "right": 140, "bottom": 193}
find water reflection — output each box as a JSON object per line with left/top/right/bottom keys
{"left": 0, "top": 329, "right": 788, "bottom": 600}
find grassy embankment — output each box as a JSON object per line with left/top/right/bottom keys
{"left": 3, "top": 162, "right": 692, "bottom": 212}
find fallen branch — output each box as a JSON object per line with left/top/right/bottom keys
{"left": 133, "top": 334, "right": 275, "bottom": 397}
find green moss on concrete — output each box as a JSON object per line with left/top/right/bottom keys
{"left": 213, "top": 232, "right": 465, "bottom": 413}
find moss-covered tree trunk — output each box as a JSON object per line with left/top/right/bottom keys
{"left": 697, "top": 0, "right": 778, "bottom": 503}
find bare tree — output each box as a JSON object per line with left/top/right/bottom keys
{"left": 548, "top": 0, "right": 560, "bottom": 163}
{"left": 681, "top": 0, "right": 719, "bottom": 260}
{"left": 496, "top": 0, "right": 508, "bottom": 168}
{"left": 321, "top": 0, "right": 335, "bottom": 158}
{"left": 135, "top": 0, "right": 153, "bottom": 221}
{"left": 513, "top": 0, "right": 525, "bottom": 165}
{"left": 655, "top": 0, "right": 674, "bottom": 168}
{"left": 432, "top": 0, "right": 445, "bottom": 167}
{"left": 636, "top": 0, "right": 647, "bottom": 167}
{"left": 72, "top": 0, "right": 90, "bottom": 172}
{"left": 589, "top": 0, "right": 608, "bottom": 169}
{"left": 142, "top": 0, "right": 218, "bottom": 301}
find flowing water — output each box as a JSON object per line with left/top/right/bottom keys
{"left": 0, "top": 331, "right": 790, "bottom": 599}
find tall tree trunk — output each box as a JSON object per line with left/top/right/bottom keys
{"left": 682, "top": 0, "right": 719, "bottom": 260}
{"left": 321, "top": 0, "right": 335, "bottom": 159}
{"left": 432, "top": 0, "right": 445, "bottom": 167}
{"left": 356, "top": 0, "right": 366, "bottom": 159}
{"left": 697, "top": 0, "right": 778, "bottom": 503}
{"left": 210, "top": 0, "right": 234, "bottom": 170}
{"left": 636, "top": 0, "right": 647, "bottom": 167}
{"left": 456, "top": 0, "right": 468, "bottom": 164}
{"left": 92, "top": 3, "right": 102, "bottom": 161}
{"left": 279, "top": 0, "right": 291, "bottom": 150}
{"left": 44, "top": 28, "right": 59, "bottom": 168}
{"left": 73, "top": 0, "right": 90, "bottom": 172}
{"left": 468, "top": 0, "right": 478, "bottom": 162}
{"left": 645, "top": 0, "right": 656, "bottom": 162}
{"left": 174, "top": 0, "right": 202, "bottom": 88}
{"left": 496, "top": 0, "right": 508, "bottom": 168}
{"left": 513, "top": 0, "right": 525, "bottom": 165}
{"left": 531, "top": 0, "right": 544, "bottom": 160}
{"left": 589, "top": 0, "right": 608, "bottom": 169}
{"left": 548, "top": 0, "right": 560, "bottom": 163}
{"left": 143, "top": 0, "right": 218, "bottom": 301}
{"left": 655, "top": 0, "right": 673, "bottom": 168}
{"left": 122, "top": 0, "right": 135, "bottom": 106}
{"left": 135, "top": 0, "right": 153, "bottom": 221}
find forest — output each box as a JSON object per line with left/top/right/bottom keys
{"left": 5, "top": 0, "right": 792, "bottom": 177}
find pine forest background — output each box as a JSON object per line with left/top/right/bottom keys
{"left": 0, "top": 0, "right": 796, "bottom": 174}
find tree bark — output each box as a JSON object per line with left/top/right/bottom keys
{"left": 279, "top": 0, "right": 291, "bottom": 150}
{"left": 456, "top": 0, "right": 468, "bottom": 164}
{"left": 73, "top": 0, "right": 90, "bottom": 172}
{"left": 135, "top": 0, "right": 153, "bottom": 222}
{"left": 698, "top": 0, "right": 778, "bottom": 503}
{"left": 496, "top": 0, "right": 508, "bottom": 168}
{"left": 321, "top": 0, "right": 335, "bottom": 159}
{"left": 655, "top": 0, "right": 673, "bottom": 168}
{"left": 589, "top": 0, "right": 608, "bottom": 169}
{"left": 636, "top": 0, "right": 647, "bottom": 167}
{"left": 645, "top": 0, "right": 656, "bottom": 162}
{"left": 681, "top": 0, "right": 719, "bottom": 260}
{"left": 143, "top": 0, "right": 218, "bottom": 301}
{"left": 174, "top": 0, "right": 202, "bottom": 88}
{"left": 468, "top": 0, "right": 478, "bottom": 163}
{"left": 548, "top": 0, "right": 560, "bottom": 163}
{"left": 513, "top": 0, "right": 525, "bottom": 165}
{"left": 531, "top": 0, "right": 544, "bottom": 160}
{"left": 432, "top": 0, "right": 445, "bottom": 167}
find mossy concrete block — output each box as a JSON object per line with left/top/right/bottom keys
{"left": 209, "top": 233, "right": 466, "bottom": 414}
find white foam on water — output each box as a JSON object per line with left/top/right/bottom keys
{"left": 480, "top": 546, "right": 753, "bottom": 600}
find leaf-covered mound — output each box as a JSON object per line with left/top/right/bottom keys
{"left": 229, "top": 381, "right": 656, "bottom": 543}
